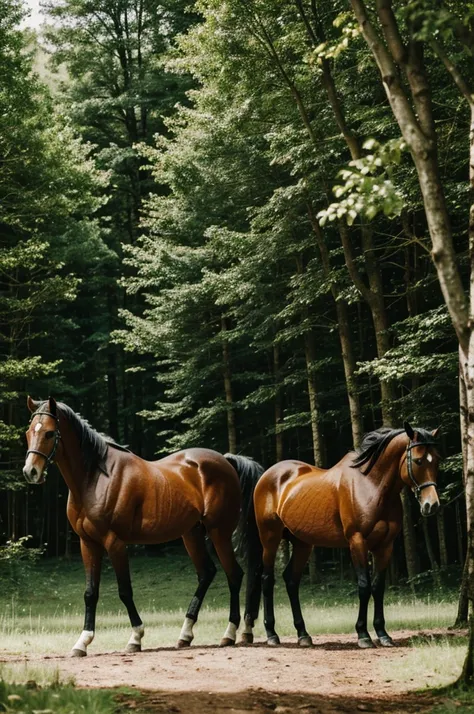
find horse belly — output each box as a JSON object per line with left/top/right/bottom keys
{"left": 279, "top": 485, "right": 346, "bottom": 548}
{"left": 109, "top": 475, "right": 203, "bottom": 544}
{"left": 130, "top": 498, "right": 202, "bottom": 544}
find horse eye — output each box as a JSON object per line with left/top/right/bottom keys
{"left": 45, "top": 431, "right": 55, "bottom": 440}
{"left": 414, "top": 457, "right": 423, "bottom": 466}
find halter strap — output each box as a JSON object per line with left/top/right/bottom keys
{"left": 405, "top": 439, "right": 438, "bottom": 497}
{"left": 26, "top": 410, "right": 61, "bottom": 472}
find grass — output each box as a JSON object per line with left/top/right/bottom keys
{"left": 0, "top": 550, "right": 461, "bottom": 655}
{"left": 0, "top": 665, "right": 133, "bottom": 713}
{"left": 0, "top": 552, "right": 472, "bottom": 712}
{"left": 380, "top": 635, "right": 467, "bottom": 690}
{"left": 0, "top": 679, "right": 120, "bottom": 713}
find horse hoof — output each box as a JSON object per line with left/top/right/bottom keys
{"left": 267, "top": 635, "right": 280, "bottom": 646}
{"left": 70, "top": 649, "right": 87, "bottom": 658}
{"left": 176, "top": 639, "right": 192, "bottom": 649}
{"left": 240, "top": 632, "right": 254, "bottom": 644}
{"left": 377, "top": 635, "right": 394, "bottom": 647}
{"left": 220, "top": 637, "right": 236, "bottom": 647}
{"left": 298, "top": 635, "right": 313, "bottom": 648}
{"left": 126, "top": 643, "right": 141, "bottom": 653}
{"left": 358, "top": 637, "right": 375, "bottom": 649}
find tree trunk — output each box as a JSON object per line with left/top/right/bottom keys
{"left": 308, "top": 207, "right": 363, "bottom": 447}
{"left": 460, "top": 344, "right": 474, "bottom": 682}
{"left": 456, "top": 499, "right": 465, "bottom": 565}
{"left": 274, "top": 344, "right": 284, "bottom": 462}
{"left": 437, "top": 508, "right": 448, "bottom": 571}
{"left": 304, "top": 331, "right": 325, "bottom": 466}
{"left": 222, "top": 316, "right": 237, "bottom": 453}
{"left": 401, "top": 488, "right": 418, "bottom": 589}
{"left": 309, "top": 549, "right": 319, "bottom": 585}
{"left": 107, "top": 288, "right": 119, "bottom": 441}
{"left": 280, "top": 540, "right": 290, "bottom": 567}
{"left": 422, "top": 517, "right": 441, "bottom": 588}
{"left": 454, "top": 552, "right": 469, "bottom": 629}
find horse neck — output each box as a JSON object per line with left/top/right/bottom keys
{"left": 55, "top": 415, "right": 87, "bottom": 503}
{"left": 365, "top": 434, "right": 406, "bottom": 497}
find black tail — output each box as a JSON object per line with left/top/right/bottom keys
{"left": 224, "top": 453, "right": 264, "bottom": 560}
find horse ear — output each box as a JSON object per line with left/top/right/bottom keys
{"left": 404, "top": 421, "right": 415, "bottom": 440}
{"left": 431, "top": 426, "right": 440, "bottom": 439}
{"left": 27, "top": 396, "right": 40, "bottom": 413}
{"left": 48, "top": 396, "right": 57, "bottom": 416}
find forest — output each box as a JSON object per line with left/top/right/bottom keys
{"left": 2, "top": 0, "right": 474, "bottom": 676}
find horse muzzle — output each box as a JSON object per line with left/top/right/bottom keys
{"left": 23, "top": 463, "right": 45, "bottom": 485}
{"left": 419, "top": 487, "right": 439, "bottom": 517}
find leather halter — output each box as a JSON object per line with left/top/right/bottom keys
{"left": 404, "top": 439, "right": 438, "bottom": 498}
{"left": 26, "top": 410, "right": 61, "bottom": 473}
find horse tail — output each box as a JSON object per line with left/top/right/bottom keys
{"left": 224, "top": 453, "right": 264, "bottom": 561}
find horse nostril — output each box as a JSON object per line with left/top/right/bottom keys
{"left": 31, "top": 466, "right": 37, "bottom": 478}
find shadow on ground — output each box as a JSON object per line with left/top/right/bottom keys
{"left": 116, "top": 688, "right": 439, "bottom": 714}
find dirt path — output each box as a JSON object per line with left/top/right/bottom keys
{"left": 2, "top": 630, "right": 459, "bottom": 713}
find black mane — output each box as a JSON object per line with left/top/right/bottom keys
{"left": 34, "top": 401, "right": 129, "bottom": 476}
{"left": 352, "top": 427, "right": 435, "bottom": 475}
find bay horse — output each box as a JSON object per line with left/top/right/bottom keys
{"left": 252, "top": 423, "right": 440, "bottom": 649}
{"left": 23, "top": 397, "right": 264, "bottom": 656}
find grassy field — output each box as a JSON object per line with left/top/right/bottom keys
{"left": 0, "top": 549, "right": 461, "bottom": 654}
{"left": 0, "top": 551, "right": 471, "bottom": 713}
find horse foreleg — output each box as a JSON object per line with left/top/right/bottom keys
{"left": 283, "top": 539, "right": 313, "bottom": 647}
{"left": 71, "top": 538, "right": 103, "bottom": 657}
{"left": 372, "top": 543, "right": 394, "bottom": 647}
{"left": 177, "top": 524, "right": 217, "bottom": 648}
{"left": 107, "top": 537, "right": 144, "bottom": 653}
{"left": 208, "top": 527, "right": 244, "bottom": 647}
{"left": 349, "top": 534, "right": 374, "bottom": 649}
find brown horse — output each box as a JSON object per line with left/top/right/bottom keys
{"left": 252, "top": 423, "right": 440, "bottom": 649}
{"left": 23, "top": 397, "right": 264, "bottom": 656}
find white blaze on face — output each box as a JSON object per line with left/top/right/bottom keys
{"left": 34, "top": 423, "right": 42, "bottom": 432}
{"left": 427, "top": 453, "right": 433, "bottom": 463}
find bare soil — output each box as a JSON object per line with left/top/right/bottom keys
{"left": 2, "top": 630, "right": 461, "bottom": 713}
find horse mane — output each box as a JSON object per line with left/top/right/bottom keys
{"left": 34, "top": 401, "right": 129, "bottom": 476}
{"left": 352, "top": 426, "right": 435, "bottom": 475}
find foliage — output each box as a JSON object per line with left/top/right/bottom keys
{"left": 0, "top": 0, "right": 467, "bottom": 596}
{"left": 0, "top": 679, "right": 118, "bottom": 714}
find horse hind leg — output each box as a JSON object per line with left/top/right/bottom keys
{"left": 372, "top": 543, "right": 395, "bottom": 647}
{"left": 208, "top": 526, "right": 244, "bottom": 647}
{"left": 241, "top": 519, "right": 263, "bottom": 645}
{"left": 177, "top": 523, "right": 217, "bottom": 648}
{"left": 349, "top": 533, "right": 374, "bottom": 649}
{"left": 260, "top": 520, "right": 284, "bottom": 646}
{"left": 283, "top": 538, "right": 313, "bottom": 647}
{"left": 107, "top": 536, "right": 145, "bottom": 653}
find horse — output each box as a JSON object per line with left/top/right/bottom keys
{"left": 252, "top": 422, "right": 440, "bottom": 649}
{"left": 23, "top": 396, "right": 264, "bottom": 656}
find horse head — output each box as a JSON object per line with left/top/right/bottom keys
{"left": 23, "top": 396, "right": 60, "bottom": 484}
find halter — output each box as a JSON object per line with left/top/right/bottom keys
{"left": 404, "top": 439, "right": 438, "bottom": 498}
{"left": 26, "top": 410, "right": 61, "bottom": 472}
